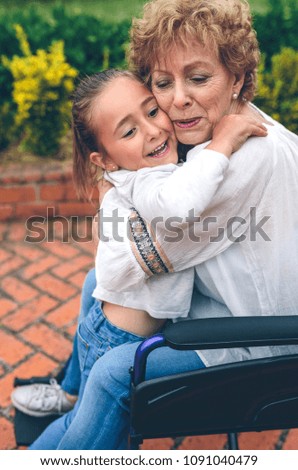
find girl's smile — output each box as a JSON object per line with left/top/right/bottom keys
{"left": 147, "top": 139, "right": 170, "bottom": 158}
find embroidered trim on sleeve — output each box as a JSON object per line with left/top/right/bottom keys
{"left": 128, "top": 207, "right": 173, "bottom": 276}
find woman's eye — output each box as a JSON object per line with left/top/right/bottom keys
{"left": 122, "top": 128, "right": 136, "bottom": 138}
{"left": 154, "top": 80, "right": 171, "bottom": 89}
{"left": 149, "top": 107, "right": 158, "bottom": 117}
{"left": 191, "top": 76, "right": 208, "bottom": 84}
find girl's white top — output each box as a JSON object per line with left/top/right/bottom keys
{"left": 92, "top": 147, "right": 229, "bottom": 318}
{"left": 95, "top": 106, "right": 298, "bottom": 366}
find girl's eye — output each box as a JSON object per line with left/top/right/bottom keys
{"left": 149, "top": 107, "right": 158, "bottom": 117}
{"left": 122, "top": 128, "right": 136, "bottom": 138}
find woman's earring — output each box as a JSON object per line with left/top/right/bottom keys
{"left": 232, "top": 93, "right": 238, "bottom": 100}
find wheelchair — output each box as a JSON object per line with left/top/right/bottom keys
{"left": 129, "top": 315, "right": 298, "bottom": 450}
{"left": 13, "top": 315, "right": 298, "bottom": 449}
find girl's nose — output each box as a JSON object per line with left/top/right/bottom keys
{"left": 145, "top": 121, "right": 162, "bottom": 141}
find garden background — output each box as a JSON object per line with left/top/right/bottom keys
{"left": 0, "top": 0, "right": 298, "bottom": 451}
{"left": 0, "top": 0, "right": 297, "bottom": 163}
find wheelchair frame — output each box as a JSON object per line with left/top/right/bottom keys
{"left": 129, "top": 316, "right": 298, "bottom": 450}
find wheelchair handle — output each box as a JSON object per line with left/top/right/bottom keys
{"left": 132, "top": 334, "right": 166, "bottom": 386}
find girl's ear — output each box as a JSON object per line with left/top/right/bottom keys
{"left": 90, "top": 152, "right": 119, "bottom": 171}
{"left": 90, "top": 151, "right": 105, "bottom": 169}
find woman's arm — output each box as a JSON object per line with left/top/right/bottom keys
{"left": 132, "top": 114, "right": 267, "bottom": 221}
{"left": 129, "top": 128, "right": 276, "bottom": 275}
{"left": 132, "top": 149, "right": 229, "bottom": 221}
{"left": 96, "top": 117, "right": 272, "bottom": 292}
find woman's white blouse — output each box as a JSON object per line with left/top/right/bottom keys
{"left": 95, "top": 107, "right": 298, "bottom": 366}
{"left": 92, "top": 147, "right": 229, "bottom": 318}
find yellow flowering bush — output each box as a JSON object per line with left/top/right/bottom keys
{"left": 0, "top": 74, "right": 18, "bottom": 150}
{"left": 255, "top": 48, "right": 298, "bottom": 134}
{"left": 3, "top": 25, "right": 78, "bottom": 155}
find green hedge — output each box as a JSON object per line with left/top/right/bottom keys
{"left": 0, "top": 5, "right": 130, "bottom": 81}
{"left": 0, "top": 0, "right": 297, "bottom": 154}
{"left": 254, "top": 48, "right": 298, "bottom": 134}
{"left": 253, "top": 0, "right": 298, "bottom": 69}
{"left": 0, "top": 5, "right": 131, "bottom": 152}
{"left": 1, "top": 1, "right": 295, "bottom": 79}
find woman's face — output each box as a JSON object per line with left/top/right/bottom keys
{"left": 151, "top": 40, "right": 244, "bottom": 145}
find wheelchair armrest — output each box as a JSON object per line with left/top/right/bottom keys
{"left": 164, "top": 316, "right": 298, "bottom": 349}
{"left": 132, "top": 316, "right": 298, "bottom": 385}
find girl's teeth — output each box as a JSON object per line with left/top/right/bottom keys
{"left": 149, "top": 142, "right": 167, "bottom": 157}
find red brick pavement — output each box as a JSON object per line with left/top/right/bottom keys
{"left": 0, "top": 218, "right": 298, "bottom": 450}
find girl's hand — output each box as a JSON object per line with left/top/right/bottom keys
{"left": 98, "top": 178, "right": 114, "bottom": 207}
{"left": 207, "top": 114, "right": 268, "bottom": 158}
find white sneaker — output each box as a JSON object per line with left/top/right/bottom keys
{"left": 11, "top": 378, "right": 75, "bottom": 417}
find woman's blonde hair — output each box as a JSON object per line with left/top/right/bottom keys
{"left": 129, "top": 0, "right": 260, "bottom": 101}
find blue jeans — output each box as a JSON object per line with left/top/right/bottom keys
{"left": 61, "top": 268, "right": 97, "bottom": 396}
{"left": 30, "top": 284, "right": 145, "bottom": 449}
{"left": 30, "top": 269, "right": 205, "bottom": 450}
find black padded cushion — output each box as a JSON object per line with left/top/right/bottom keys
{"left": 164, "top": 316, "right": 298, "bottom": 349}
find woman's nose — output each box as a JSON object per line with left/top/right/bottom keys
{"left": 172, "top": 83, "right": 192, "bottom": 109}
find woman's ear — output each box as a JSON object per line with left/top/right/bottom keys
{"left": 233, "top": 73, "right": 245, "bottom": 96}
{"left": 89, "top": 152, "right": 119, "bottom": 171}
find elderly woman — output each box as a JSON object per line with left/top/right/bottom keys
{"left": 25, "top": 0, "right": 298, "bottom": 449}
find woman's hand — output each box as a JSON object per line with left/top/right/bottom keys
{"left": 207, "top": 114, "right": 268, "bottom": 158}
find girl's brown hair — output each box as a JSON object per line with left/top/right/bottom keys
{"left": 72, "top": 69, "right": 139, "bottom": 201}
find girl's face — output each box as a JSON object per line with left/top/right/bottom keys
{"left": 90, "top": 76, "right": 178, "bottom": 171}
{"left": 151, "top": 40, "right": 244, "bottom": 145}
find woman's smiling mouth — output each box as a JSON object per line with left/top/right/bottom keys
{"left": 147, "top": 140, "right": 169, "bottom": 158}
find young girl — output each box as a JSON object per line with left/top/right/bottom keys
{"left": 12, "top": 69, "right": 267, "bottom": 427}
